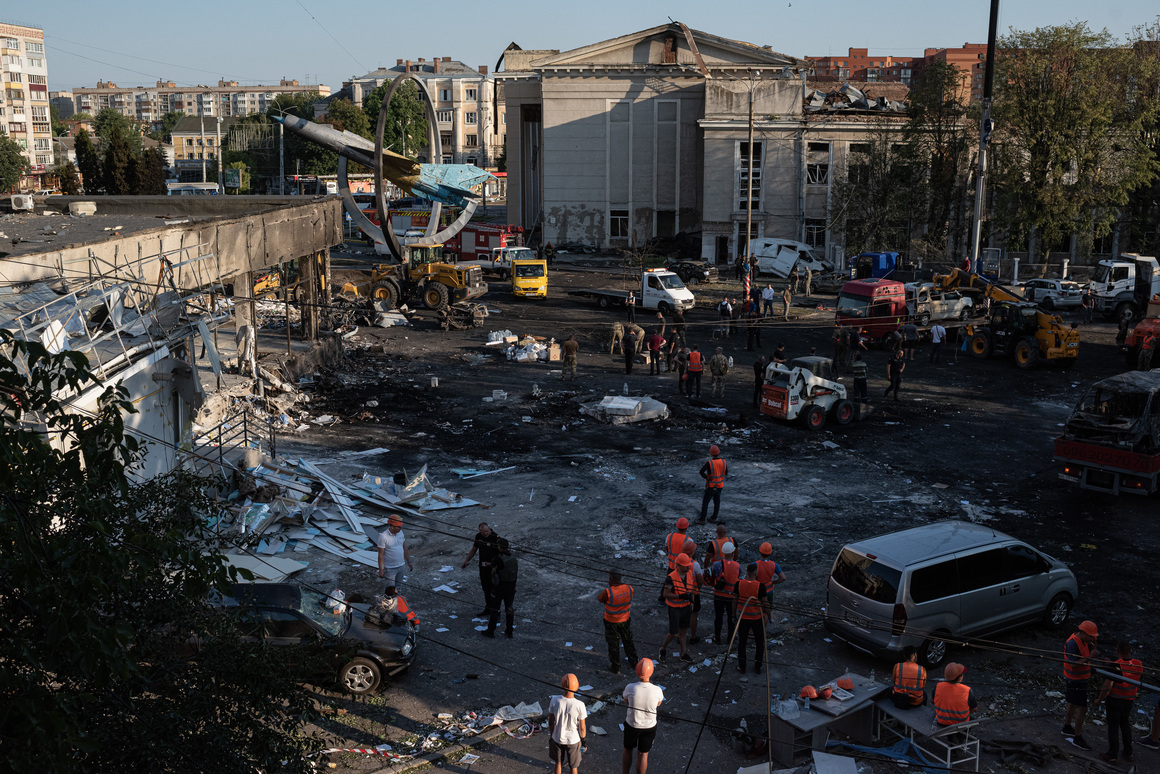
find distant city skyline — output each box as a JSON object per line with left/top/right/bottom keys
{"left": 22, "top": 0, "right": 1160, "bottom": 94}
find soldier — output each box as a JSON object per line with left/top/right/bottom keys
{"left": 561, "top": 335, "right": 579, "bottom": 381}
{"left": 804, "top": 266, "right": 813, "bottom": 299}
{"left": 832, "top": 324, "right": 849, "bottom": 374}
{"left": 709, "top": 347, "right": 730, "bottom": 398}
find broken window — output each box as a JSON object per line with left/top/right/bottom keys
{"left": 465, "top": 88, "right": 477, "bottom": 100}
{"left": 440, "top": 133, "right": 452, "bottom": 147}
{"left": 465, "top": 112, "right": 477, "bottom": 125}
{"left": 737, "top": 141, "right": 763, "bottom": 210}
{"left": 609, "top": 209, "right": 629, "bottom": 238}
{"left": 464, "top": 134, "right": 477, "bottom": 147}
{"left": 807, "top": 163, "right": 830, "bottom": 185}
{"left": 807, "top": 141, "right": 830, "bottom": 186}
{"left": 804, "top": 218, "right": 826, "bottom": 248}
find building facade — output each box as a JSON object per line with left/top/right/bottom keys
{"left": 170, "top": 116, "right": 237, "bottom": 182}
{"left": 338, "top": 58, "right": 505, "bottom": 170}
{"left": 1, "top": 22, "right": 52, "bottom": 189}
{"left": 70, "top": 79, "right": 330, "bottom": 126}
{"left": 50, "top": 90, "right": 74, "bottom": 118}
{"left": 807, "top": 44, "right": 987, "bottom": 103}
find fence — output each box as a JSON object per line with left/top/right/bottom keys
{"left": 189, "top": 406, "right": 277, "bottom": 482}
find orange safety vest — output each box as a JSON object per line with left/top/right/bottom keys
{"left": 710, "top": 535, "right": 735, "bottom": 562}
{"left": 1108, "top": 658, "right": 1143, "bottom": 700}
{"left": 397, "top": 595, "right": 420, "bottom": 626}
{"left": 713, "top": 560, "right": 740, "bottom": 599}
{"left": 756, "top": 558, "right": 778, "bottom": 585}
{"left": 602, "top": 584, "right": 633, "bottom": 623}
{"left": 933, "top": 682, "right": 971, "bottom": 725}
{"left": 705, "top": 458, "right": 726, "bottom": 489}
{"left": 736, "top": 578, "right": 764, "bottom": 620}
{"left": 688, "top": 351, "right": 703, "bottom": 373}
{"left": 666, "top": 569, "right": 694, "bottom": 609}
{"left": 1064, "top": 634, "right": 1092, "bottom": 681}
{"left": 892, "top": 661, "right": 927, "bottom": 701}
{"left": 665, "top": 531, "right": 687, "bottom": 570}
{"left": 1143, "top": 334, "right": 1156, "bottom": 352}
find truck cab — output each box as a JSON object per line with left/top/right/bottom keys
{"left": 641, "top": 269, "right": 695, "bottom": 313}
{"left": 1091, "top": 253, "right": 1160, "bottom": 320}
{"left": 836, "top": 278, "right": 907, "bottom": 340}
{"left": 510, "top": 258, "right": 548, "bottom": 299}
{"left": 491, "top": 246, "right": 536, "bottom": 278}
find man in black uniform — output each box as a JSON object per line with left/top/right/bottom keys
{"left": 485, "top": 538, "right": 518, "bottom": 638}
{"left": 462, "top": 522, "right": 501, "bottom": 617}
{"left": 623, "top": 327, "right": 638, "bottom": 374}
{"left": 884, "top": 348, "right": 905, "bottom": 401}
{"left": 752, "top": 354, "right": 767, "bottom": 409}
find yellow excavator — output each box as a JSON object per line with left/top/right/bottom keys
{"left": 932, "top": 269, "right": 1080, "bottom": 369}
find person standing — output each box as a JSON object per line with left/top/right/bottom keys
{"left": 623, "top": 327, "right": 638, "bottom": 375}
{"left": 1138, "top": 330, "right": 1156, "bottom": 372}
{"left": 752, "top": 354, "right": 767, "bottom": 409}
{"left": 745, "top": 308, "right": 762, "bottom": 351}
{"left": 832, "top": 324, "right": 849, "bottom": 374}
{"left": 891, "top": 647, "right": 928, "bottom": 708}
{"left": 804, "top": 266, "right": 813, "bottom": 299}
{"left": 761, "top": 283, "right": 776, "bottom": 317}
{"left": 729, "top": 298, "right": 740, "bottom": 337}
{"left": 1082, "top": 287, "right": 1095, "bottom": 324}
{"left": 772, "top": 343, "right": 787, "bottom": 367}
{"left": 851, "top": 353, "right": 869, "bottom": 407}
{"left": 599, "top": 572, "right": 638, "bottom": 674}
{"left": 789, "top": 266, "right": 800, "bottom": 295}
{"left": 902, "top": 319, "right": 919, "bottom": 361}
{"left": 549, "top": 674, "right": 587, "bottom": 774}
{"left": 734, "top": 563, "right": 768, "bottom": 674}
{"left": 699, "top": 445, "right": 727, "bottom": 523}
{"left": 671, "top": 310, "right": 687, "bottom": 349}
{"left": 622, "top": 658, "right": 664, "bottom": 774}
{"left": 562, "top": 335, "right": 579, "bottom": 381}
{"left": 705, "top": 523, "right": 736, "bottom": 567}
{"left": 484, "top": 537, "right": 518, "bottom": 638}
{"left": 754, "top": 542, "right": 786, "bottom": 623}
{"left": 627, "top": 291, "right": 636, "bottom": 324}
{"left": 1094, "top": 639, "right": 1143, "bottom": 764}
{"left": 646, "top": 330, "right": 666, "bottom": 375}
{"left": 544, "top": 242, "right": 556, "bottom": 265}
{"left": 682, "top": 539, "right": 705, "bottom": 644}
{"left": 659, "top": 554, "right": 696, "bottom": 663}
{"left": 674, "top": 345, "right": 690, "bottom": 395}
{"left": 686, "top": 344, "right": 703, "bottom": 398}
{"left": 884, "top": 347, "right": 905, "bottom": 401}
{"left": 709, "top": 347, "right": 730, "bottom": 398}
{"left": 933, "top": 663, "right": 977, "bottom": 725}
{"left": 658, "top": 517, "right": 690, "bottom": 603}
{"left": 929, "top": 321, "right": 947, "bottom": 364}
{"left": 848, "top": 327, "right": 868, "bottom": 366}
{"left": 781, "top": 286, "right": 792, "bottom": 320}
{"left": 461, "top": 522, "right": 501, "bottom": 617}
{"left": 1063, "top": 620, "right": 1100, "bottom": 751}
{"left": 709, "top": 542, "right": 740, "bottom": 647}
{"left": 717, "top": 297, "right": 732, "bottom": 339}
{"left": 377, "top": 515, "right": 413, "bottom": 589}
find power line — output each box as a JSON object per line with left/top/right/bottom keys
{"left": 293, "top": 0, "right": 366, "bottom": 74}
{"left": 46, "top": 33, "right": 282, "bottom": 84}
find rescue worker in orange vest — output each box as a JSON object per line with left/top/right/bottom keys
{"left": 890, "top": 646, "right": 928, "bottom": 708}
{"left": 682, "top": 539, "right": 705, "bottom": 645}
{"left": 686, "top": 344, "right": 703, "bottom": 398}
{"left": 1063, "top": 620, "right": 1100, "bottom": 751}
{"left": 377, "top": 585, "right": 420, "bottom": 628}
{"left": 1093, "top": 639, "right": 1143, "bottom": 764}
{"left": 733, "top": 563, "right": 769, "bottom": 674}
{"left": 598, "top": 571, "right": 638, "bottom": 675}
{"left": 698, "top": 445, "right": 727, "bottom": 523}
{"left": 659, "top": 554, "right": 696, "bottom": 664}
{"left": 1139, "top": 331, "right": 1156, "bottom": 372}
{"left": 658, "top": 517, "right": 690, "bottom": 603}
{"left": 709, "top": 541, "right": 740, "bottom": 647}
{"left": 754, "top": 542, "right": 787, "bottom": 623}
{"left": 704, "top": 523, "right": 736, "bottom": 566}
{"left": 933, "top": 662, "right": 976, "bottom": 725}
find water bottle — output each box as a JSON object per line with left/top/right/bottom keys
{"left": 623, "top": 382, "right": 629, "bottom": 395}
{"left": 803, "top": 695, "right": 810, "bottom": 711}
{"left": 869, "top": 668, "right": 876, "bottom": 684}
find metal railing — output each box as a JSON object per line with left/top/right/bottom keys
{"left": 189, "top": 406, "right": 277, "bottom": 481}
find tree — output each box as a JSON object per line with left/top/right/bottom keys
{"left": 0, "top": 333, "right": 323, "bottom": 773}
{"left": 0, "top": 131, "right": 29, "bottom": 192}
{"left": 990, "top": 22, "right": 1160, "bottom": 266}
{"left": 160, "top": 110, "right": 186, "bottom": 143}
{"left": 51, "top": 104, "right": 68, "bottom": 137}
{"left": 132, "top": 147, "right": 168, "bottom": 194}
{"left": 74, "top": 129, "right": 102, "bottom": 193}
{"left": 225, "top": 160, "right": 251, "bottom": 193}
{"left": 363, "top": 80, "right": 429, "bottom": 158}
{"left": 93, "top": 108, "right": 144, "bottom": 154}
{"left": 102, "top": 126, "right": 134, "bottom": 195}
{"left": 266, "top": 91, "right": 336, "bottom": 176}
{"left": 324, "top": 98, "right": 370, "bottom": 139}
{"left": 58, "top": 161, "right": 82, "bottom": 195}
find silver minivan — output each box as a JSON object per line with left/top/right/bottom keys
{"left": 823, "top": 521, "right": 1078, "bottom": 666}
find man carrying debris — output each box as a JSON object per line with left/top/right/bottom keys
{"left": 549, "top": 673, "right": 587, "bottom": 774}
{"left": 599, "top": 571, "right": 638, "bottom": 674}
{"left": 462, "top": 522, "right": 502, "bottom": 618}
{"left": 484, "top": 537, "right": 518, "bottom": 638}
{"left": 734, "top": 563, "right": 769, "bottom": 674}
{"left": 659, "top": 553, "right": 696, "bottom": 664}
{"left": 377, "top": 515, "right": 413, "bottom": 589}
{"left": 709, "top": 347, "right": 730, "bottom": 398}
{"left": 698, "top": 445, "right": 727, "bottom": 523}
{"left": 1062, "top": 620, "right": 1100, "bottom": 751}
{"left": 622, "top": 658, "right": 664, "bottom": 774}
{"left": 562, "top": 335, "right": 579, "bottom": 381}
{"left": 709, "top": 541, "right": 740, "bottom": 648}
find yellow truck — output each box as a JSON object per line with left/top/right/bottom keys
{"left": 510, "top": 258, "right": 548, "bottom": 299}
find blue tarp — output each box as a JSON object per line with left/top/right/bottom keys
{"left": 826, "top": 737, "right": 946, "bottom": 773}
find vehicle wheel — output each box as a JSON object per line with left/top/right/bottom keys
{"left": 959, "top": 307, "right": 971, "bottom": 320}
{"left": 969, "top": 332, "right": 993, "bottom": 359}
{"left": 686, "top": 276, "right": 698, "bottom": 286}
{"left": 1125, "top": 348, "right": 1139, "bottom": 369}
{"left": 657, "top": 301, "right": 671, "bottom": 315}
{"left": 1015, "top": 337, "right": 1040, "bottom": 369}
{"left": 802, "top": 404, "right": 826, "bottom": 431}
{"left": 293, "top": 285, "right": 306, "bottom": 304}
{"left": 598, "top": 296, "right": 610, "bottom": 309}
{"left": 918, "top": 313, "right": 930, "bottom": 327}
{"left": 1043, "top": 592, "right": 1073, "bottom": 628}
{"left": 423, "top": 282, "right": 450, "bottom": 311}
{"left": 1115, "top": 301, "right": 1137, "bottom": 322}
{"left": 832, "top": 399, "right": 854, "bottom": 426}
{"left": 371, "top": 280, "right": 399, "bottom": 308}
{"left": 339, "top": 657, "right": 382, "bottom": 694}
{"left": 920, "top": 631, "right": 952, "bottom": 668}
{"left": 1043, "top": 296, "right": 1055, "bottom": 311}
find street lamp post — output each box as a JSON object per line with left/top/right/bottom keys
{"left": 745, "top": 70, "right": 760, "bottom": 287}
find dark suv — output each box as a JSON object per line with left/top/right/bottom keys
{"left": 217, "top": 583, "right": 416, "bottom": 694}
{"left": 667, "top": 259, "right": 718, "bottom": 285}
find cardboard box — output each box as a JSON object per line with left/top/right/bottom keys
{"left": 548, "top": 344, "right": 561, "bottom": 362}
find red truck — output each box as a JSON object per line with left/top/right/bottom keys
{"left": 1120, "top": 297, "right": 1160, "bottom": 369}
{"left": 835, "top": 278, "right": 907, "bottom": 341}
{"left": 444, "top": 223, "right": 524, "bottom": 260}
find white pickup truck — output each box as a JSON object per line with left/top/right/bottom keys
{"left": 569, "top": 269, "right": 696, "bottom": 314}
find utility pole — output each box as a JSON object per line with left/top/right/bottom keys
{"left": 745, "top": 71, "right": 760, "bottom": 266}
{"left": 279, "top": 120, "right": 285, "bottom": 195}
{"left": 216, "top": 116, "right": 223, "bottom": 195}
{"left": 199, "top": 118, "right": 207, "bottom": 182}
{"left": 969, "top": 0, "right": 1000, "bottom": 272}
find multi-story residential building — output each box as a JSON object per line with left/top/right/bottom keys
{"left": 50, "top": 90, "right": 74, "bottom": 118}
{"left": 335, "top": 58, "right": 505, "bottom": 170}
{"left": 0, "top": 22, "right": 53, "bottom": 190}
{"left": 170, "top": 115, "right": 237, "bottom": 182}
{"left": 70, "top": 79, "right": 330, "bottom": 127}
{"left": 807, "top": 44, "right": 987, "bottom": 102}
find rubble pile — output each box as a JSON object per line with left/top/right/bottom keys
{"left": 579, "top": 395, "right": 670, "bottom": 424}
{"left": 485, "top": 330, "right": 562, "bottom": 363}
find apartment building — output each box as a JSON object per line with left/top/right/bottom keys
{"left": 50, "top": 90, "right": 74, "bottom": 118}
{"left": 170, "top": 115, "right": 237, "bottom": 182}
{"left": 0, "top": 22, "right": 52, "bottom": 190}
{"left": 71, "top": 79, "right": 330, "bottom": 126}
{"left": 339, "top": 58, "right": 505, "bottom": 170}
{"left": 807, "top": 43, "right": 987, "bottom": 102}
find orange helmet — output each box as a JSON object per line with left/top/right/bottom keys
{"left": 676, "top": 517, "right": 689, "bottom": 529}
{"left": 759, "top": 542, "right": 773, "bottom": 556}
{"left": 676, "top": 554, "right": 693, "bottom": 568}
{"left": 818, "top": 686, "right": 833, "bottom": 700}
{"left": 836, "top": 677, "right": 855, "bottom": 690}
{"left": 799, "top": 686, "right": 818, "bottom": 699}
{"left": 635, "top": 658, "right": 654, "bottom": 680}
{"left": 561, "top": 673, "right": 579, "bottom": 692}
{"left": 709, "top": 445, "right": 721, "bottom": 456}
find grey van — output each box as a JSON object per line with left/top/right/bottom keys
{"left": 823, "top": 521, "right": 1078, "bottom": 666}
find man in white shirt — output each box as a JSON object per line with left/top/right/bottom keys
{"left": 929, "top": 322, "right": 947, "bottom": 364}
{"left": 761, "top": 284, "right": 776, "bottom": 317}
{"left": 376, "top": 515, "right": 412, "bottom": 588}
{"left": 622, "top": 658, "right": 665, "bottom": 774}
{"left": 549, "top": 673, "right": 588, "bottom": 774}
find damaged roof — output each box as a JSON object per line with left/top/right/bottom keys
{"left": 805, "top": 79, "right": 909, "bottom": 114}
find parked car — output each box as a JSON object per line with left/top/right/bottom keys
{"left": 667, "top": 258, "right": 718, "bottom": 285}
{"left": 211, "top": 583, "right": 416, "bottom": 694}
{"left": 823, "top": 521, "right": 1078, "bottom": 667}
{"left": 904, "top": 282, "right": 974, "bottom": 325}
{"left": 1021, "top": 278, "right": 1085, "bottom": 310}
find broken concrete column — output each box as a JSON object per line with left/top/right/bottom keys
{"left": 300, "top": 250, "right": 320, "bottom": 341}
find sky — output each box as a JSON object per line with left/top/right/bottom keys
{"left": 18, "top": 0, "right": 1160, "bottom": 93}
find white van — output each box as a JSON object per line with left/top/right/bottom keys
{"left": 751, "top": 238, "right": 829, "bottom": 278}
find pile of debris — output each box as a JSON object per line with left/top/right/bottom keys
{"left": 805, "top": 81, "right": 907, "bottom": 113}
{"left": 579, "top": 395, "right": 670, "bottom": 425}
{"left": 486, "top": 330, "right": 561, "bottom": 363}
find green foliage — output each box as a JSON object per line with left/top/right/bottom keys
{"left": 266, "top": 91, "right": 336, "bottom": 176}
{"left": 51, "top": 104, "right": 68, "bottom": 137}
{"left": 93, "top": 108, "right": 143, "bottom": 154}
{"left": 133, "top": 148, "right": 168, "bottom": 195}
{"left": 325, "top": 98, "right": 370, "bottom": 139}
{"left": 0, "top": 333, "right": 322, "bottom": 773}
{"left": 0, "top": 131, "right": 29, "bottom": 192}
{"left": 160, "top": 111, "right": 186, "bottom": 143}
{"left": 363, "top": 80, "right": 429, "bottom": 158}
{"left": 990, "top": 21, "right": 1160, "bottom": 262}
{"left": 74, "top": 129, "right": 103, "bottom": 194}
{"left": 58, "top": 161, "right": 82, "bottom": 195}
{"left": 225, "top": 160, "right": 251, "bottom": 193}
{"left": 102, "top": 126, "right": 134, "bottom": 195}
{"left": 496, "top": 145, "right": 507, "bottom": 173}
